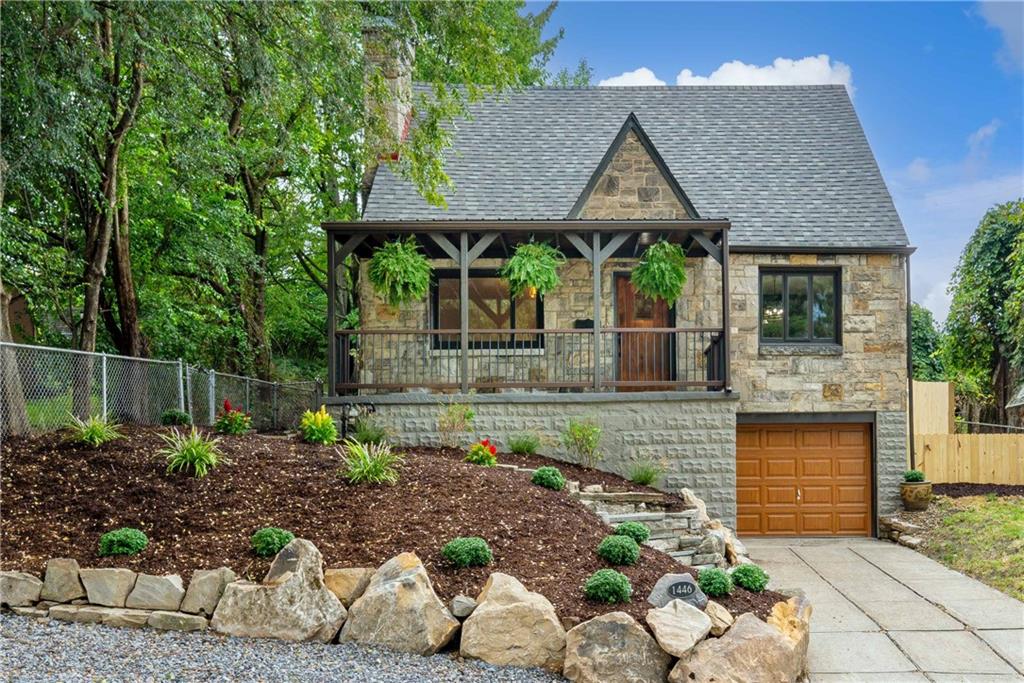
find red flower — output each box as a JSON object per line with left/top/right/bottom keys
{"left": 488, "top": 444, "right": 497, "bottom": 455}
{"left": 223, "top": 398, "right": 233, "bottom": 413}
{"left": 480, "top": 439, "right": 490, "bottom": 446}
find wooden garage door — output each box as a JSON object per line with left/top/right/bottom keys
{"left": 736, "top": 423, "right": 872, "bottom": 536}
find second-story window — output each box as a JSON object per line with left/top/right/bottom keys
{"left": 760, "top": 269, "right": 840, "bottom": 343}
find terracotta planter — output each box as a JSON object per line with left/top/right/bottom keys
{"left": 900, "top": 481, "right": 932, "bottom": 511}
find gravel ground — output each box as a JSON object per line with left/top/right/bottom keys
{"left": 0, "top": 614, "right": 564, "bottom": 683}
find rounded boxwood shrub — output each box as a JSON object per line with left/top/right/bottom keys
{"left": 98, "top": 527, "right": 149, "bottom": 557}
{"left": 597, "top": 534, "right": 641, "bottom": 566}
{"left": 613, "top": 521, "right": 651, "bottom": 544}
{"left": 731, "top": 563, "right": 769, "bottom": 593}
{"left": 584, "top": 568, "right": 632, "bottom": 604}
{"left": 251, "top": 527, "right": 295, "bottom": 557}
{"left": 441, "top": 536, "right": 493, "bottom": 568}
{"left": 698, "top": 567, "right": 734, "bottom": 597}
{"left": 531, "top": 466, "right": 566, "bottom": 491}
{"left": 160, "top": 408, "right": 192, "bottom": 426}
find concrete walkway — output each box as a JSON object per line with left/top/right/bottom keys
{"left": 745, "top": 537, "right": 1024, "bottom": 682}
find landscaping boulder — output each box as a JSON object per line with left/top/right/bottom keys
{"left": 40, "top": 559, "right": 86, "bottom": 603}
{"left": 211, "top": 538, "right": 345, "bottom": 643}
{"left": 126, "top": 574, "right": 185, "bottom": 611}
{"left": 563, "top": 611, "right": 671, "bottom": 683}
{"left": 449, "top": 594, "right": 477, "bottom": 619}
{"left": 101, "top": 608, "right": 152, "bottom": 629}
{"left": 79, "top": 568, "right": 137, "bottom": 608}
{"left": 648, "top": 573, "right": 707, "bottom": 610}
{"left": 149, "top": 610, "right": 208, "bottom": 632}
{"left": 767, "top": 593, "right": 813, "bottom": 673}
{"left": 705, "top": 600, "right": 734, "bottom": 636}
{"left": 340, "top": 552, "right": 458, "bottom": 655}
{"left": 669, "top": 612, "right": 807, "bottom": 683}
{"left": 460, "top": 572, "right": 566, "bottom": 672}
{"left": 646, "top": 599, "right": 712, "bottom": 658}
{"left": 50, "top": 604, "right": 107, "bottom": 623}
{"left": 180, "top": 567, "right": 236, "bottom": 616}
{"left": 678, "top": 488, "right": 711, "bottom": 525}
{"left": 0, "top": 571, "right": 42, "bottom": 607}
{"left": 324, "top": 567, "right": 374, "bottom": 608}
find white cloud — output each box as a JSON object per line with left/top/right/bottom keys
{"left": 675, "top": 55, "right": 853, "bottom": 91}
{"left": 966, "top": 118, "right": 1001, "bottom": 166}
{"left": 598, "top": 67, "right": 666, "bottom": 87}
{"left": 906, "top": 158, "right": 932, "bottom": 183}
{"left": 978, "top": 1, "right": 1024, "bottom": 71}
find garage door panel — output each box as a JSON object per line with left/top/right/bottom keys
{"left": 737, "top": 422, "right": 871, "bottom": 537}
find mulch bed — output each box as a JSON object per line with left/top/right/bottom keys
{"left": 933, "top": 483, "right": 1024, "bottom": 498}
{"left": 1, "top": 426, "right": 783, "bottom": 625}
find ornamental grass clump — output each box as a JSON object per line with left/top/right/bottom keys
{"left": 597, "top": 534, "right": 641, "bottom": 566}
{"left": 160, "top": 427, "right": 226, "bottom": 478}
{"left": 628, "top": 460, "right": 663, "bottom": 487}
{"left": 251, "top": 527, "right": 295, "bottom": 557}
{"left": 531, "top": 466, "right": 566, "bottom": 491}
{"left": 368, "top": 237, "right": 432, "bottom": 307}
{"left": 632, "top": 239, "right": 688, "bottom": 302}
{"left": 614, "top": 521, "right": 651, "bottom": 544}
{"left": 562, "top": 418, "right": 602, "bottom": 468}
{"left": 214, "top": 399, "right": 251, "bottom": 435}
{"left": 498, "top": 241, "right": 566, "bottom": 298}
{"left": 160, "top": 408, "right": 192, "bottom": 426}
{"left": 341, "top": 438, "right": 404, "bottom": 485}
{"left": 441, "top": 537, "right": 493, "bottom": 568}
{"left": 352, "top": 414, "right": 388, "bottom": 445}
{"left": 299, "top": 405, "right": 338, "bottom": 445}
{"left": 465, "top": 438, "right": 498, "bottom": 466}
{"left": 98, "top": 528, "right": 148, "bottom": 557}
{"left": 584, "top": 569, "right": 632, "bottom": 604}
{"left": 67, "top": 413, "right": 122, "bottom": 448}
{"left": 508, "top": 431, "right": 541, "bottom": 455}
{"left": 731, "top": 563, "right": 770, "bottom": 593}
{"left": 698, "top": 567, "right": 734, "bottom": 597}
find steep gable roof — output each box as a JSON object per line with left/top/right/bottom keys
{"left": 364, "top": 85, "right": 909, "bottom": 250}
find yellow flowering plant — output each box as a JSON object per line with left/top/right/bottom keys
{"left": 299, "top": 405, "right": 338, "bottom": 445}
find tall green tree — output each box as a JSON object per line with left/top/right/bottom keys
{"left": 911, "top": 302, "right": 945, "bottom": 381}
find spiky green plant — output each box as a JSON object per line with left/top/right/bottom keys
{"left": 160, "top": 427, "right": 227, "bottom": 478}
{"left": 67, "top": 414, "right": 122, "bottom": 448}
{"left": 341, "top": 438, "right": 405, "bottom": 485}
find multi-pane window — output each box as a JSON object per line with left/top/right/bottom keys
{"left": 760, "top": 270, "right": 839, "bottom": 343}
{"left": 431, "top": 269, "right": 542, "bottom": 348}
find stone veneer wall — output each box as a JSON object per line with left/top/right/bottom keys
{"left": 876, "top": 410, "right": 908, "bottom": 516}
{"left": 332, "top": 393, "right": 740, "bottom": 526}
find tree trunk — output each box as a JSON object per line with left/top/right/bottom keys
{"left": 0, "top": 272, "right": 30, "bottom": 436}
{"left": 110, "top": 181, "right": 147, "bottom": 357}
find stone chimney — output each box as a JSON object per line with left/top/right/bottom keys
{"left": 361, "top": 20, "right": 413, "bottom": 199}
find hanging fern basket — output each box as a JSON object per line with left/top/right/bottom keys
{"left": 367, "top": 237, "right": 432, "bottom": 307}
{"left": 631, "top": 239, "right": 688, "bottom": 303}
{"left": 499, "top": 241, "right": 566, "bottom": 298}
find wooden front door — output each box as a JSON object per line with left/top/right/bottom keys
{"left": 615, "top": 276, "right": 672, "bottom": 388}
{"left": 736, "top": 423, "right": 873, "bottom": 536}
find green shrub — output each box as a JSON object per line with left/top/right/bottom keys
{"left": 98, "top": 527, "right": 148, "bottom": 557}
{"left": 251, "top": 527, "right": 295, "bottom": 557}
{"left": 299, "top": 405, "right": 337, "bottom": 445}
{"left": 628, "top": 460, "right": 662, "bottom": 487}
{"left": 67, "top": 413, "right": 122, "bottom": 448}
{"left": 464, "top": 439, "right": 498, "bottom": 466}
{"left": 441, "top": 536, "right": 493, "bottom": 568}
{"left": 367, "top": 237, "right": 432, "bottom": 307}
{"left": 215, "top": 399, "right": 251, "bottom": 435}
{"left": 731, "top": 564, "right": 769, "bottom": 593}
{"left": 352, "top": 414, "right": 388, "bottom": 445}
{"left": 438, "top": 400, "right": 475, "bottom": 448}
{"left": 698, "top": 568, "right": 733, "bottom": 597}
{"left": 632, "top": 239, "right": 687, "bottom": 302}
{"left": 562, "top": 418, "right": 602, "bottom": 468}
{"left": 614, "top": 521, "right": 651, "bottom": 544}
{"left": 341, "top": 438, "right": 405, "bottom": 485}
{"left": 531, "top": 466, "right": 566, "bottom": 491}
{"left": 584, "top": 569, "right": 632, "bottom": 604}
{"left": 160, "top": 409, "right": 192, "bottom": 426}
{"left": 904, "top": 469, "right": 926, "bottom": 483}
{"left": 508, "top": 431, "right": 542, "bottom": 455}
{"left": 498, "top": 241, "right": 566, "bottom": 298}
{"left": 161, "top": 427, "right": 226, "bottom": 478}
{"left": 597, "top": 534, "right": 641, "bottom": 566}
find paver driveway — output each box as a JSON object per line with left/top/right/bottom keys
{"left": 745, "top": 537, "right": 1024, "bottom": 682}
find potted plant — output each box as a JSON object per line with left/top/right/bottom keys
{"left": 499, "top": 241, "right": 565, "bottom": 299}
{"left": 632, "top": 239, "right": 687, "bottom": 302}
{"left": 900, "top": 469, "right": 931, "bottom": 511}
{"left": 367, "top": 237, "right": 432, "bottom": 307}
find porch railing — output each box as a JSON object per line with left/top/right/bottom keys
{"left": 335, "top": 327, "right": 724, "bottom": 394}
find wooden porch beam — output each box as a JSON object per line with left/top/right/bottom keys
{"left": 467, "top": 233, "right": 499, "bottom": 264}
{"left": 597, "top": 232, "right": 632, "bottom": 264}
{"left": 334, "top": 233, "right": 367, "bottom": 264}
{"left": 428, "top": 233, "right": 461, "bottom": 264}
{"left": 721, "top": 229, "right": 731, "bottom": 391}
{"left": 460, "top": 232, "right": 470, "bottom": 393}
{"left": 563, "top": 231, "right": 592, "bottom": 260}
{"left": 691, "top": 231, "right": 722, "bottom": 264}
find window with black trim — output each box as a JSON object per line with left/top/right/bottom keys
{"left": 759, "top": 270, "right": 840, "bottom": 343}
{"left": 431, "top": 269, "right": 543, "bottom": 349}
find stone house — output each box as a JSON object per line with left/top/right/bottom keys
{"left": 323, "top": 80, "right": 913, "bottom": 538}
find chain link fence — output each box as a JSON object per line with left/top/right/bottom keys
{"left": 1, "top": 342, "right": 320, "bottom": 437}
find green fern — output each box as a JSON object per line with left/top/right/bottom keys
{"left": 368, "top": 238, "right": 432, "bottom": 307}
{"left": 499, "top": 241, "right": 566, "bottom": 297}
{"left": 632, "top": 240, "right": 687, "bottom": 303}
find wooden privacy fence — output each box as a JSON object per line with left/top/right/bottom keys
{"left": 915, "top": 433, "right": 1024, "bottom": 484}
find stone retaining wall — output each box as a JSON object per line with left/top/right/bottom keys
{"left": 336, "top": 392, "right": 740, "bottom": 526}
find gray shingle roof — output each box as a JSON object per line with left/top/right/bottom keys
{"left": 364, "top": 85, "right": 909, "bottom": 249}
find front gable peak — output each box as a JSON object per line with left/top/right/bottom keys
{"left": 568, "top": 113, "right": 700, "bottom": 220}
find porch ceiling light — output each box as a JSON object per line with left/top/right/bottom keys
{"left": 639, "top": 232, "right": 655, "bottom": 245}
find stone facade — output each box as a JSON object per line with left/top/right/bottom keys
{"left": 334, "top": 393, "right": 740, "bottom": 525}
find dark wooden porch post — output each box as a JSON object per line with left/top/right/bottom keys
{"left": 721, "top": 228, "right": 731, "bottom": 391}
{"left": 326, "top": 233, "right": 337, "bottom": 397}
{"left": 460, "top": 232, "right": 470, "bottom": 393}
{"left": 592, "top": 231, "right": 602, "bottom": 390}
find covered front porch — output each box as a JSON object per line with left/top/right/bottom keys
{"left": 324, "top": 219, "right": 732, "bottom": 397}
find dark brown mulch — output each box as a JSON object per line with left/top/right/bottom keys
{"left": 933, "top": 483, "right": 1024, "bottom": 498}
{"left": 1, "top": 426, "right": 783, "bottom": 625}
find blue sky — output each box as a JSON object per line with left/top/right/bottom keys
{"left": 533, "top": 1, "right": 1024, "bottom": 321}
